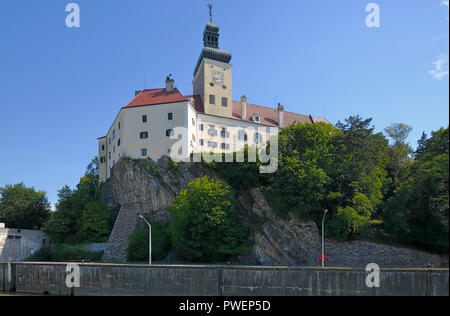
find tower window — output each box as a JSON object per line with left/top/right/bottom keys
{"left": 222, "top": 97, "right": 228, "bottom": 107}
{"left": 168, "top": 113, "right": 173, "bottom": 120}
{"left": 141, "top": 149, "right": 147, "bottom": 157}
{"left": 166, "top": 129, "right": 174, "bottom": 137}
{"left": 140, "top": 132, "right": 148, "bottom": 139}
{"left": 209, "top": 94, "right": 215, "bottom": 105}
{"left": 142, "top": 115, "right": 147, "bottom": 123}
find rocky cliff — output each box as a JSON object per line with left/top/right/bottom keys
{"left": 102, "top": 157, "right": 448, "bottom": 268}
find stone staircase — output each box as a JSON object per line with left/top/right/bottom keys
{"left": 103, "top": 204, "right": 141, "bottom": 262}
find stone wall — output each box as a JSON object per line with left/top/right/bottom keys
{"left": 103, "top": 205, "right": 140, "bottom": 262}
{"left": 325, "top": 240, "right": 448, "bottom": 268}
{"left": 0, "top": 228, "right": 49, "bottom": 262}
{"left": 2, "top": 262, "right": 448, "bottom": 296}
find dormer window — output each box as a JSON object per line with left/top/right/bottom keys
{"left": 253, "top": 115, "right": 261, "bottom": 123}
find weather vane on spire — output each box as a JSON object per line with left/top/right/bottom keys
{"left": 208, "top": 3, "right": 213, "bottom": 23}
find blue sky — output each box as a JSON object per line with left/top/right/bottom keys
{"left": 0, "top": 0, "right": 448, "bottom": 207}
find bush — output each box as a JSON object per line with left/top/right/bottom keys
{"left": 127, "top": 222, "right": 172, "bottom": 263}
{"left": 26, "top": 245, "right": 103, "bottom": 262}
{"left": 168, "top": 176, "right": 248, "bottom": 263}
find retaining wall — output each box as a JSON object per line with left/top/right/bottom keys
{"left": 1, "top": 263, "right": 448, "bottom": 296}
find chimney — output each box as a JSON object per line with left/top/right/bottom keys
{"left": 277, "top": 103, "right": 285, "bottom": 128}
{"left": 165, "top": 76, "right": 174, "bottom": 92}
{"left": 241, "top": 95, "right": 247, "bottom": 120}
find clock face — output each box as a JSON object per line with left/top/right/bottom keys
{"left": 212, "top": 71, "right": 224, "bottom": 85}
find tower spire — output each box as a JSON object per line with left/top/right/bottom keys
{"left": 208, "top": 4, "right": 213, "bottom": 23}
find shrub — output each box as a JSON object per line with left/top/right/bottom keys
{"left": 26, "top": 245, "right": 103, "bottom": 262}
{"left": 127, "top": 222, "right": 172, "bottom": 263}
{"left": 168, "top": 176, "right": 248, "bottom": 263}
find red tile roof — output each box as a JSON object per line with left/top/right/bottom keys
{"left": 122, "top": 89, "right": 329, "bottom": 127}
{"left": 124, "top": 88, "right": 187, "bottom": 108}
{"left": 184, "top": 94, "right": 204, "bottom": 113}
{"left": 232, "top": 101, "right": 321, "bottom": 127}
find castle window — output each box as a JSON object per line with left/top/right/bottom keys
{"left": 208, "top": 141, "right": 218, "bottom": 148}
{"left": 166, "top": 129, "right": 174, "bottom": 137}
{"left": 140, "top": 131, "right": 148, "bottom": 139}
{"left": 199, "top": 139, "right": 204, "bottom": 146}
{"left": 238, "top": 130, "right": 248, "bottom": 141}
{"left": 199, "top": 124, "right": 204, "bottom": 131}
{"left": 141, "top": 149, "right": 147, "bottom": 157}
{"left": 221, "top": 143, "right": 229, "bottom": 150}
{"left": 109, "top": 152, "right": 111, "bottom": 160}
{"left": 118, "top": 139, "right": 121, "bottom": 147}
{"left": 168, "top": 113, "right": 173, "bottom": 120}
{"left": 253, "top": 115, "right": 261, "bottom": 123}
{"left": 209, "top": 94, "right": 215, "bottom": 105}
{"left": 118, "top": 122, "right": 121, "bottom": 130}
{"left": 221, "top": 128, "right": 229, "bottom": 138}
{"left": 113, "top": 129, "right": 116, "bottom": 140}
{"left": 208, "top": 128, "right": 218, "bottom": 137}
{"left": 192, "top": 118, "right": 196, "bottom": 126}
{"left": 100, "top": 157, "right": 106, "bottom": 163}
{"left": 101, "top": 145, "right": 105, "bottom": 151}
{"left": 142, "top": 115, "right": 147, "bottom": 123}
{"left": 255, "top": 133, "right": 263, "bottom": 144}
{"left": 222, "top": 97, "right": 228, "bottom": 107}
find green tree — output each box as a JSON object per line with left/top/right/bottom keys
{"left": 127, "top": 221, "right": 172, "bottom": 263}
{"left": 0, "top": 183, "right": 50, "bottom": 229}
{"left": 168, "top": 176, "right": 248, "bottom": 263}
{"left": 384, "top": 123, "right": 413, "bottom": 189}
{"left": 383, "top": 127, "right": 449, "bottom": 252}
{"left": 77, "top": 201, "right": 110, "bottom": 243}
{"left": 44, "top": 157, "right": 112, "bottom": 244}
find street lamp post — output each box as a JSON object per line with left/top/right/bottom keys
{"left": 321, "top": 209, "right": 328, "bottom": 268}
{"left": 139, "top": 215, "right": 152, "bottom": 265}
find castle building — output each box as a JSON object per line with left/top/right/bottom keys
{"left": 97, "top": 19, "right": 328, "bottom": 183}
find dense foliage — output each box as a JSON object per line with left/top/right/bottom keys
{"left": 168, "top": 176, "right": 248, "bottom": 263}
{"left": 26, "top": 245, "right": 103, "bottom": 262}
{"left": 206, "top": 118, "right": 449, "bottom": 253}
{"left": 44, "top": 157, "right": 115, "bottom": 244}
{"left": 383, "top": 128, "right": 449, "bottom": 252}
{"left": 127, "top": 221, "right": 172, "bottom": 263}
{"left": 0, "top": 183, "right": 51, "bottom": 230}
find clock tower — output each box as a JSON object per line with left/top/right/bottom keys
{"left": 193, "top": 20, "right": 233, "bottom": 118}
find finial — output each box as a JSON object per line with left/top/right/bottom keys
{"left": 208, "top": 3, "right": 213, "bottom": 23}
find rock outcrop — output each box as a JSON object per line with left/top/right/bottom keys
{"left": 237, "top": 188, "right": 320, "bottom": 266}
{"left": 102, "top": 157, "right": 448, "bottom": 268}
{"left": 101, "top": 157, "right": 217, "bottom": 261}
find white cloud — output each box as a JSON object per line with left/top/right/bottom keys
{"left": 430, "top": 54, "right": 449, "bottom": 79}
{"left": 442, "top": 0, "right": 449, "bottom": 22}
